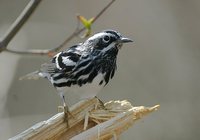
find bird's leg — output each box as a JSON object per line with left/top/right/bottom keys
{"left": 60, "top": 94, "right": 74, "bottom": 127}
{"left": 61, "top": 94, "right": 69, "bottom": 126}
{"left": 95, "top": 96, "right": 107, "bottom": 109}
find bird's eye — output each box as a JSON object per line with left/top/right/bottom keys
{"left": 103, "top": 35, "right": 110, "bottom": 43}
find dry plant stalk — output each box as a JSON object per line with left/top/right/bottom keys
{"left": 9, "top": 98, "right": 159, "bottom": 140}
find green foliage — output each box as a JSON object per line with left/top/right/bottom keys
{"left": 77, "top": 15, "right": 94, "bottom": 37}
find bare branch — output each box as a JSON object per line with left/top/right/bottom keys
{"left": 4, "top": 0, "right": 116, "bottom": 56}
{"left": 0, "top": 0, "right": 42, "bottom": 52}
{"left": 92, "top": 0, "right": 115, "bottom": 23}
{"left": 5, "top": 48, "right": 50, "bottom": 56}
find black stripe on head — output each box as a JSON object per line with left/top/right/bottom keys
{"left": 94, "top": 30, "right": 122, "bottom": 51}
{"left": 103, "top": 30, "right": 122, "bottom": 39}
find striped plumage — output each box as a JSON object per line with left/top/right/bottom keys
{"left": 51, "top": 41, "right": 117, "bottom": 89}
{"left": 23, "top": 30, "right": 132, "bottom": 118}
{"left": 36, "top": 30, "right": 133, "bottom": 100}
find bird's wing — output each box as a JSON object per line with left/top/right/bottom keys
{"left": 41, "top": 44, "right": 82, "bottom": 76}
{"left": 20, "top": 45, "right": 82, "bottom": 80}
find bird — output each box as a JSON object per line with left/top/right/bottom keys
{"left": 21, "top": 29, "right": 133, "bottom": 124}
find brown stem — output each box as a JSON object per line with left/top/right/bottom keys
{"left": 92, "top": 0, "right": 115, "bottom": 23}
{"left": 0, "top": 0, "right": 42, "bottom": 51}
{"left": 4, "top": 0, "right": 116, "bottom": 56}
{"left": 5, "top": 48, "right": 49, "bottom": 56}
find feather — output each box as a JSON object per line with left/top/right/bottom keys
{"left": 19, "top": 70, "right": 41, "bottom": 80}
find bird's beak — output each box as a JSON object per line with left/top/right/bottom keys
{"left": 120, "top": 37, "right": 133, "bottom": 43}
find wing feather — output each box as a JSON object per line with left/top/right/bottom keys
{"left": 42, "top": 44, "right": 82, "bottom": 75}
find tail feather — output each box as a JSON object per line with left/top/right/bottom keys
{"left": 20, "top": 63, "right": 55, "bottom": 80}
{"left": 19, "top": 71, "right": 42, "bottom": 80}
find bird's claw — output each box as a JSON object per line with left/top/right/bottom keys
{"left": 58, "top": 105, "right": 74, "bottom": 128}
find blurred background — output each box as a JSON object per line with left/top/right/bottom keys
{"left": 0, "top": 0, "right": 200, "bottom": 139}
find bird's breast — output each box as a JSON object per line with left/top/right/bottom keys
{"left": 56, "top": 72, "right": 105, "bottom": 100}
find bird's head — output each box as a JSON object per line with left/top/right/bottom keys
{"left": 84, "top": 30, "right": 133, "bottom": 55}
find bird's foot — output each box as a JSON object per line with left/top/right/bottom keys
{"left": 95, "top": 96, "right": 107, "bottom": 110}
{"left": 58, "top": 105, "right": 74, "bottom": 128}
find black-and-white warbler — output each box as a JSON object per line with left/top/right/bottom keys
{"left": 22, "top": 30, "right": 133, "bottom": 121}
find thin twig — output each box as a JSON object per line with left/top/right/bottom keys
{"left": 4, "top": 0, "right": 116, "bottom": 56}
{"left": 5, "top": 49, "right": 50, "bottom": 55}
{"left": 92, "top": 0, "right": 115, "bottom": 23}
{"left": 0, "top": 0, "right": 42, "bottom": 52}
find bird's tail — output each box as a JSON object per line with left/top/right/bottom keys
{"left": 19, "top": 70, "right": 42, "bottom": 80}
